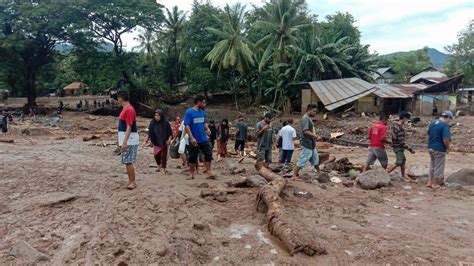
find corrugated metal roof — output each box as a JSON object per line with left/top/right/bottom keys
{"left": 308, "top": 78, "right": 377, "bottom": 110}
{"left": 373, "top": 84, "right": 412, "bottom": 98}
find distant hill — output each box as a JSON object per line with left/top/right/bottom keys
{"left": 382, "top": 47, "right": 450, "bottom": 68}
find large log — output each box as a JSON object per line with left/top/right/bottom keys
{"left": 255, "top": 163, "right": 327, "bottom": 256}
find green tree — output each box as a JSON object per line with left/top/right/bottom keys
{"left": 204, "top": 3, "right": 255, "bottom": 109}
{"left": 380, "top": 49, "right": 431, "bottom": 83}
{"left": 162, "top": 6, "right": 187, "bottom": 86}
{"left": 0, "top": 1, "right": 78, "bottom": 105}
{"left": 445, "top": 20, "right": 474, "bottom": 85}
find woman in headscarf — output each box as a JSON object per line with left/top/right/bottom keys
{"left": 216, "top": 118, "right": 230, "bottom": 161}
{"left": 142, "top": 109, "right": 173, "bottom": 173}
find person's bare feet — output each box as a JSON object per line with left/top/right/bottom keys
{"left": 160, "top": 168, "right": 169, "bottom": 174}
{"left": 426, "top": 179, "right": 433, "bottom": 187}
{"left": 127, "top": 182, "right": 137, "bottom": 190}
{"left": 430, "top": 183, "right": 441, "bottom": 189}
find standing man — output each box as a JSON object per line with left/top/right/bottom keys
{"left": 427, "top": 111, "right": 453, "bottom": 188}
{"left": 294, "top": 104, "right": 319, "bottom": 178}
{"left": 278, "top": 119, "right": 297, "bottom": 164}
{"left": 184, "top": 95, "right": 214, "bottom": 180}
{"left": 117, "top": 91, "right": 139, "bottom": 190}
{"left": 387, "top": 111, "right": 415, "bottom": 180}
{"left": 363, "top": 113, "right": 391, "bottom": 171}
{"left": 256, "top": 112, "right": 274, "bottom": 167}
{"left": 235, "top": 115, "right": 248, "bottom": 157}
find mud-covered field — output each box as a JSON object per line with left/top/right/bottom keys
{"left": 1, "top": 112, "right": 473, "bottom": 264}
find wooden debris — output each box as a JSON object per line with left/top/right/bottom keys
{"left": 316, "top": 142, "right": 333, "bottom": 149}
{"left": 0, "top": 139, "right": 14, "bottom": 143}
{"left": 256, "top": 163, "right": 327, "bottom": 256}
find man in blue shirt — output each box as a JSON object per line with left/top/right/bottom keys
{"left": 184, "top": 95, "right": 214, "bottom": 180}
{"left": 427, "top": 111, "right": 453, "bottom": 188}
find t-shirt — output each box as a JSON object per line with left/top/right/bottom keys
{"left": 368, "top": 121, "right": 387, "bottom": 148}
{"left": 300, "top": 115, "right": 315, "bottom": 149}
{"left": 428, "top": 119, "right": 451, "bottom": 152}
{"left": 278, "top": 125, "right": 297, "bottom": 150}
{"left": 209, "top": 125, "right": 218, "bottom": 141}
{"left": 179, "top": 121, "right": 189, "bottom": 145}
{"left": 184, "top": 107, "right": 208, "bottom": 144}
{"left": 118, "top": 104, "right": 139, "bottom": 146}
{"left": 256, "top": 121, "right": 274, "bottom": 150}
{"left": 236, "top": 122, "right": 248, "bottom": 141}
{"left": 391, "top": 122, "right": 407, "bottom": 149}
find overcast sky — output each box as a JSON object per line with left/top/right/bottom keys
{"left": 123, "top": 0, "right": 473, "bottom": 55}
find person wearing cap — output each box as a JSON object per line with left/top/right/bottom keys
{"left": 427, "top": 111, "right": 453, "bottom": 188}
{"left": 256, "top": 112, "right": 274, "bottom": 166}
{"left": 387, "top": 111, "right": 415, "bottom": 180}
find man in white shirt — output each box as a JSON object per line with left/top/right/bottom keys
{"left": 278, "top": 119, "right": 297, "bottom": 164}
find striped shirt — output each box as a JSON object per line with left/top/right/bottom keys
{"left": 391, "top": 123, "right": 408, "bottom": 149}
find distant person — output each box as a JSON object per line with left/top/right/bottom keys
{"left": 94, "top": 100, "right": 97, "bottom": 108}
{"left": 234, "top": 116, "right": 248, "bottom": 157}
{"left": 426, "top": 111, "right": 453, "bottom": 188}
{"left": 58, "top": 100, "right": 64, "bottom": 114}
{"left": 363, "top": 113, "right": 391, "bottom": 171}
{"left": 106, "top": 99, "right": 110, "bottom": 106}
{"left": 256, "top": 112, "right": 274, "bottom": 167}
{"left": 117, "top": 91, "right": 139, "bottom": 189}
{"left": 172, "top": 116, "right": 182, "bottom": 138}
{"left": 0, "top": 111, "right": 6, "bottom": 134}
{"left": 278, "top": 119, "right": 297, "bottom": 164}
{"left": 432, "top": 105, "right": 438, "bottom": 116}
{"left": 276, "top": 120, "right": 289, "bottom": 163}
{"left": 177, "top": 120, "right": 189, "bottom": 168}
{"left": 84, "top": 99, "right": 89, "bottom": 109}
{"left": 293, "top": 104, "right": 319, "bottom": 178}
{"left": 142, "top": 109, "right": 173, "bottom": 174}
{"left": 183, "top": 95, "right": 214, "bottom": 180}
{"left": 217, "top": 118, "right": 230, "bottom": 161}
{"left": 208, "top": 120, "right": 218, "bottom": 152}
{"left": 387, "top": 111, "right": 415, "bottom": 180}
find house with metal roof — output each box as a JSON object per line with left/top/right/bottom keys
{"left": 371, "top": 67, "right": 395, "bottom": 84}
{"left": 409, "top": 66, "right": 447, "bottom": 84}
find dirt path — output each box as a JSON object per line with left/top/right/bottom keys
{"left": 1, "top": 113, "right": 473, "bottom": 264}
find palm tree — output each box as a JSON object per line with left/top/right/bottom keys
{"left": 204, "top": 3, "right": 255, "bottom": 109}
{"left": 163, "top": 6, "right": 187, "bottom": 85}
{"left": 134, "top": 29, "right": 159, "bottom": 55}
{"left": 255, "top": 0, "right": 309, "bottom": 71}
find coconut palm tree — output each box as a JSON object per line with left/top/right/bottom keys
{"left": 163, "top": 6, "right": 187, "bottom": 84}
{"left": 204, "top": 3, "right": 255, "bottom": 109}
{"left": 254, "top": 0, "right": 309, "bottom": 71}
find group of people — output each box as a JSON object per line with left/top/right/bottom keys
{"left": 115, "top": 91, "right": 453, "bottom": 190}
{"left": 363, "top": 110, "right": 453, "bottom": 189}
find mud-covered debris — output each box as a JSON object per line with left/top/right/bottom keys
{"left": 198, "top": 182, "right": 209, "bottom": 188}
{"left": 193, "top": 223, "right": 210, "bottom": 231}
{"left": 315, "top": 173, "right": 330, "bottom": 183}
{"left": 445, "top": 168, "right": 474, "bottom": 186}
{"left": 293, "top": 188, "right": 313, "bottom": 198}
{"left": 83, "top": 135, "right": 100, "bottom": 141}
{"left": 10, "top": 240, "right": 50, "bottom": 262}
{"left": 0, "top": 138, "right": 14, "bottom": 143}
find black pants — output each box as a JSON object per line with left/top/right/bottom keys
{"left": 188, "top": 141, "right": 213, "bottom": 164}
{"left": 234, "top": 140, "right": 245, "bottom": 151}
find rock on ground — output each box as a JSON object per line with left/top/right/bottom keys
{"left": 356, "top": 169, "right": 391, "bottom": 190}
{"left": 10, "top": 240, "right": 50, "bottom": 262}
{"left": 445, "top": 169, "right": 474, "bottom": 186}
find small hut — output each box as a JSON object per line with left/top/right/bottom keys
{"left": 63, "top": 82, "right": 90, "bottom": 96}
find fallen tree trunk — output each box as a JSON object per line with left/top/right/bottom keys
{"left": 255, "top": 163, "right": 327, "bottom": 256}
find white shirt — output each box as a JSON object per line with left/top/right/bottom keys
{"left": 179, "top": 121, "right": 189, "bottom": 145}
{"left": 278, "top": 125, "right": 297, "bottom": 150}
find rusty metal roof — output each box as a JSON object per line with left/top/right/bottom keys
{"left": 373, "top": 84, "right": 412, "bottom": 98}
{"left": 308, "top": 78, "right": 377, "bottom": 110}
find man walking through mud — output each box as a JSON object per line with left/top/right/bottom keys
{"left": 293, "top": 104, "right": 319, "bottom": 178}
{"left": 427, "top": 111, "right": 453, "bottom": 188}
{"left": 184, "top": 95, "right": 215, "bottom": 180}
{"left": 363, "top": 113, "right": 391, "bottom": 171}
{"left": 117, "top": 91, "right": 139, "bottom": 189}
{"left": 256, "top": 112, "right": 274, "bottom": 167}
{"left": 387, "top": 111, "right": 415, "bottom": 180}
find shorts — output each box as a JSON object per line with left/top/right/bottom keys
{"left": 296, "top": 147, "right": 319, "bottom": 168}
{"left": 393, "top": 147, "right": 406, "bottom": 166}
{"left": 429, "top": 149, "right": 446, "bottom": 181}
{"left": 366, "top": 147, "right": 388, "bottom": 168}
{"left": 121, "top": 145, "right": 138, "bottom": 164}
{"left": 235, "top": 140, "right": 245, "bottom": 151}
{"left": 188, "top": 141, "right": 213, "bottom": 164}
{"left": 258, "top": 147, "right": 272, "bottom": 163}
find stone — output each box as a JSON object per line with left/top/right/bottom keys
{"left": 356, "top": 169, "right": 391, "bottom": 190}
{"left": 403, "top": 185, "right": 412, "bottom": 191}
{"left": 10, "top": 240, "right": 50, "bottom": 262}
{"left": 193, "top": 223, "right": 210, "bottom": 231}
{"left": 389, "top": 172, "right": 403, "bottom": 182}
{"left": 342, "top": 181, "right": 354, "bottom": 187}
{"left": 198, "top": 182, "right": 209, "bottom": 188}
{"left": 293, "top": 188, "right": 313, "bottom": 198}
{"left": 246, "top": 175, "right": 267, "bottom": 188}
{"left": 324, "top": 162, "right": 337, "bottom": 171}
{"left": 316, "top": 173, "right": 330, "bottom": 183}
{"left": 445, "top": 169, "right": 474, "bottom": 186}
{"left": 213, "top": 191, "right": 228, "bottom": 202}
{"left": 226, "top": 159, "right": 238, "bottom": 171}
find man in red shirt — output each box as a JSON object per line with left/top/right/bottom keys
{"left": 363, "top": 113, "right": 391, "bottom": 172}
{"left": 117, "top": 91, "right": 139, "bottom": 189}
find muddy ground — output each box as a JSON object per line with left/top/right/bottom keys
{"left": 1, "top": 111, "right": 474, "bottom": 265}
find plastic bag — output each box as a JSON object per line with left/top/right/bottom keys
{"left": 169, "top": 139, "right": 180, "bottom": 159}
{"left": 178, "top": 134, "right": 187, "bottom": 154}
